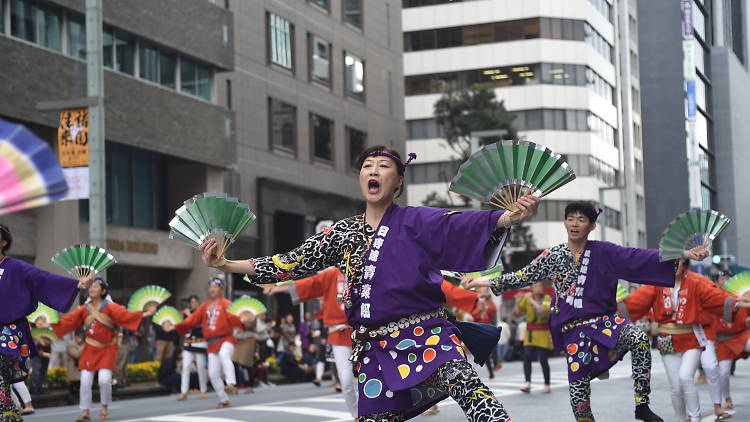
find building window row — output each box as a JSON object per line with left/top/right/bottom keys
{"left": 527, "top": 200, "right": 621, "bottom": 228}
{"left": 562, "top": 154, "right": 619, "bottom": 186}
{"left": 407, "top": 161, "right": 458, "bottom": 184}
{"left": 584, "top": 22, "right": 613, "bottom": 63}
{"left": 1, "top": 0, "right": 214, "bottom": 101}
{"left": 405, "top": 62, "right": 615, "bottom": 104}
{"left": 588, "top": 0, "right": 614, "bottom": 23}
{"left": 267, "top": 12, "right": 366, "bottom": 102}
{"left": 303, "top": 0, "right": 363, "bottom": 29}
{"left": 403, "top": 0, "right": 479, "bottom": 8}
{"left": 268, "top": 96, "right": 367, "bottom": 169}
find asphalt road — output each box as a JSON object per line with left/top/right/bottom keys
{"left": 24, "top": 355, "right": 750, "bottom": 422}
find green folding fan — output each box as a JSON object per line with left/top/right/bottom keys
{"left": 722, "top": 270, "right": 750, "bottom": 298}
{"left": 449, "top": 140, "right": 576, "bottom": 214}
{"left": 31, "top": 327, "right": 59, "bottom": 342}
{"left": 27, "top": 303, "right": 60, "bottom": 325}
{"left": 616, "top": 281, "right": 630, "bottom": 302}
{"left": 441, "top": 263, "right": 504, "bottom": 287}
{"left": 658, "top": 209, "right": 731, "bottom": 261}
{"left": 127, "top": 285, "right": 172, "bottom": 312}
{"left": 152, "top": 306, "right": 183, "bottom": 327}
{"left": 51, "top": 245, "right": 117, "bottom": 278}
{"left": 169, "top": 192, "right": 256, "bottom": 259}
{"left": 227, "top": 297, "right": 267, "bottom": 317}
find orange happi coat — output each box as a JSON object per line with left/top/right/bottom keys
{"left": 441, "top": 281, "right": 478, "bottom": 314}
{"left": 176, "top": 298, "right": 242, "bottom": 353}
{"left": 710, "top": 306, "right": 750, "bottom": 361}
{"left": 624, "top": 271, "right": 736, "bottom": 353}
{"left": 294, "top": 268, "right": 352, "bottom": 346}
{"left": 52, "top": 301, "right": 143, "bottom": 371}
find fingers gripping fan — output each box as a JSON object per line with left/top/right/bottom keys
{"left": 722, "top": 271, "right": 750, "bottom": 298}
{"left": 152, "top": 306, "right": 183, "bottom": 327}
{"left": 169, "top": 192, "right": 256, "bottom": 258}
{"left": 51, "top": 245, "right": 117, "bottom": 278}
{"left": 31, "top": 328, "right": 60, "bottom": 342}
{"left": 658, "top": 210, "right": 731, "bottom": 261}
{"left": 441, "top": 263, "right": 504, "bottom": 286}
{"left": 128, "top": 285, "right": 172, "bottom": 312}
{"left": 27, "top": 303, "right": 60, "bottom": 325}
{"left": 227, "top": 297, "right": 267, "bottom": 317}
{"left": 449, "top": 140, "right": 576, "bottom": 214}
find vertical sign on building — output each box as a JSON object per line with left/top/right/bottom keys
{"left": 682, "top": 0, "right": 702, "bottom": 209}
{"left": 57, "top": 108, "right": 91, "bottom": 200}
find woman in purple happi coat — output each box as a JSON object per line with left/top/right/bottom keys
{"left": 464, "top": 202, "right": 709, "bottom": 422}
{"left": 0, "top": 225, "right": 92, "bottom": 422}
{"left": 199, "top": 145, "right": 540, "bottom": 422}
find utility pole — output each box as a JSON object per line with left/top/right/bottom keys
{"left": 86, "top": 0, "right": 106, "bottom": 259}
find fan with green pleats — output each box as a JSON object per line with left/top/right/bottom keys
{"left": 722, "top": 270, "right": 750, "bottom": 298}
{"left": 227, "top": 297, "right": 267, "bottom": 317}
{"left": 441, "top": 263, "right": 504, "bottom": 287}
{"left": 152, "top": 306, "right": 183, "bottom": 327}
{"left": 127, "top": 285, "right": 172, "bottom": 312}
{"left": 27, "top": 303, "right": 60, "bottom": 325}
{"left": 31, "top": 327, "right": 59, "bottom": 342}
{"left": 449, "top": 140, "right": 576, "bottom": 214}
{"left": 51, "top": 245, "right": 117, "bottom": 278}
{"left": 658, "top": 210, "right": 731, "bottom": 261}
{"left": 616, "top": 281, "right": 630, "bottom": 302}
{"left": 169, "top": 192, "right": 256, "bottom": 259}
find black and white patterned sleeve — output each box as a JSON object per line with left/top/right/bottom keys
{"left": 489, "top": 245, "right": 570, "bottom": 295}
{"left": 246, "top": 218, "right": 352, "bottom": 285}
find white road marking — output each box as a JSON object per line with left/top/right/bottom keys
{"left": 145, "top": 417, "right": 245, "bottom": 422}
{"left": 232, "top": 405, "right": 352, "bottom": 419}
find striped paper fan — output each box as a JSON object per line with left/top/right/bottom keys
{"left": 128, "top": 285, "right": 172, "bottom": 312}
{"left": 658, "top": 210, "right": 731, "bottom": 261}
{"left": 616, "top": 281, "right": 630, "bottom": 302}
{"left": 441, "top": 263, "right": 504, "bottom": 287}
{"left": 722, "top": 270, "right": 750, "bottom": 298}
{"left": 227, "top": 297, "right": 267, "bottom": 317}
{"left": 31, "top": 327, "right": 59, "bottom": 342}
{"left": 27, "top": 303, "right": 60, "bottom": 325}
{"left": 152, "top": 306, "right": 183, "bottom": 327}
{"left": 449, "top": 140, "right": 575, "bottom": 213}
{"left": 169, "top": 192, "right": 256, "bottom": 259}
{"left": 51, "top": 245, "right": 117, "bottom": 278}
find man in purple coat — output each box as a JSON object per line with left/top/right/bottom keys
{"left": 464, "top": 202, "right": 709, "bottom": 422}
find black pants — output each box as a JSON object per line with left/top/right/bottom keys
{"left": 523, "top": 346, "right": 551, "bottom": 384}
{"left": 29, "top": 357, "right": 48, "bottom": 394}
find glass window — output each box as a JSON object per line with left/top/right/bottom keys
{"left": 347, "top": 127, "right": 366, "bottom": 170}
{"left": 11, "top": 0, "right": 36, "bottom": 42}
{"left": 345, "top": 52, "right": 365, "bottom": 101}
{"left": 115, "top": 32, "right": 135, "bottom": 75}
{"left": 268, "top": 13, "right": 294, "bottom": 70}
{"left": 694, "top": 40, "right": 706, "bottom": 76}
{"left": 310, "top": 35, "right": 331, "bottom": 86}
{"left": 103, "top": 27, "right": 114, "bottom": 69}
{"left": 132, "top": 149, "right": 153, "bottom": 229}
{"left": 196, "top": 63, "right": 212, "bottom": 100}
{"left": 159, "top": 51, "right": 176, "bottom": 89}
{"left": 696, "top": 110, "right": 709, "bottom": 149}
{"left": 695, "top": 76, "right": 707, "bottom": 111}
{"left": 435, "top": 27, "right": 459, "bottom": 48}
{"left": 463, "top": 24, "right": 493, "bottom": 45}
{"left": 139, "top": 41, "right": 160, "bottom": 83}
{"left": 180, "top": 57, "right": 212, "bottom": 100}
{"left": 309, "top": 0, "right": 329, "bottom": 11}
{"left": 37, "top": 2, "right": 61, "bottom": 51}
{"left": 311, "top": 114, "right": 333, "bottom": 162}
{"left": 343, "top": 0, "right": 362, "bottom": 28}
{"left": 108, "top": 145, "right": 132, "bottom": 227}
{"left": 66, "top": 13, "right": 86, "bottom": 59}
{"left": 692, "top": 1, "right": 706, "bottom": 40}
{"left": 269, "top": 97, "right": 297, "bottom": 152}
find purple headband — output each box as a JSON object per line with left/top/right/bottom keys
{"left": 366, "top": 151, "right": 417, "bottom": 170}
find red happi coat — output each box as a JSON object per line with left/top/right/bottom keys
{"left": 624, "top": 271, "right": 736, "bottom": 353}
{"left": 52, "top": 301, "right": 144, "bottom": 371}
{"left": 293, "top": 268, "right": 352, "bottom": 346}
{"left": 710, "top": 306, "right": 750, "bottom": 361}
{"left": 440, "top": 281, "right": 479, "bottom": 314}
{"left": 176, "top": 298, "right": 242, "bottom": 353}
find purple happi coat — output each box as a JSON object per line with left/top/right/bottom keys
{"left": 249, "top": 204, "right": 504, "bottom": 416}
{"left": 0, "top": 257, "right": 80, "bottom": 382}
{"left": 491, "top": 241, "right": 675, "bottom": 382}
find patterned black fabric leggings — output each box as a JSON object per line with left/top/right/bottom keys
{"left": 359, "top": 359, "right": 511, "bottom": 422}
{"left": 568, "top": 323, "right": 651, "bottom": 422}
{"left": 0, "top": 355, "right": 21, "bottom": 422}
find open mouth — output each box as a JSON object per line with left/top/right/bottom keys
{"left": 367, "top": 179, "right": 380, "bottom": 195}
{"left": 570, "top": 229, "right": 580, "bottom": 235}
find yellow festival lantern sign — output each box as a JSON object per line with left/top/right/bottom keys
{"left": 57, "top": 108, "right": 89, "bottom": 168}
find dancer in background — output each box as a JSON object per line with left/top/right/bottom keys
{"left": 512, "top": 282, "right": 552, "bottom": 394}
{"left": 0, "top": 224, "right": 92, "bottom": 422}
{"left": 177, "top": 295, "right": 208, "bottom": 401}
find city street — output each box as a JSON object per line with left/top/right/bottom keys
{"left": 25, "top": 356, "right": 750, "bottom": 422}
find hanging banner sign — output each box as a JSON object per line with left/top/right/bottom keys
{"left": 57, "top": 108, "right": 89, "bottom": 168}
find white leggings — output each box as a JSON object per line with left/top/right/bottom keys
{"left": 207, "top": 342, "right": 236, "bottom": 403}
{"left": 700, "top": 340, "right": 721, "bottom": 405}
{"left": 181, "top": 350, "right": 208, "bottom": 394}
{"left": 718, "top": 338, "right": 750, "bottom": 401}
{"left": 662, "top": 348, "right": 702, "bottom": 422}
{"left": 80, "top": 369, "right": 112, "bottom": 411}
{"left": 11, "top": 382, "right": 31, "bottom": 406}
{"left": 331, "top": 345, "right": 358, "bottom": 417}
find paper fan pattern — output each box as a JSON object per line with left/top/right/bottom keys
{"left": 658, "top": 210, "right": 731, "bottom": 261}
{"left": 722, "top": 271, "right": 750, "bottom": 298}
{"left": 27, "top": 303, "right": 60, "bottom": 325}
{"left": 227, "top": 297, "right": 267, "bottom": 317}
{"left": 31, "top": 327, "right": 59, "bottom": 342}
{"left": 51, "top": 245, "right": 117, "bottom": 278}
{"left": 441, "top": 263, "right": 504, "bottom": 287}
{"left": 616, "top": 281, "right": 630, "bottom": 302}
{"left": 169, "top": 192, "right": 256, "bottom": 258}
{"left": 128, "top": 285, "right": 171, "bottom": 312}
{"left": 449, "top": 140, "right": 575, "bottom": 213}
{"left": 152, "top": 306, "right": 183, "bottom": 327}
{"left": 0, "top": 118, "right": 69, "bottom": 215}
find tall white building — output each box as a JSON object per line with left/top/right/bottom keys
{"left": 402, "top": 0, "right": 646, "bottom": 249}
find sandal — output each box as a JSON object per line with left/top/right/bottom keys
{"left": 715, "top": 413, "right": 732, "bottom": 421}
{"left": 224, "top": 384, "right": 238, "bottom": 395}
{"left": 519, "top": 384, "right": 531, "bottom": 393}
{"left": 21, "top": 407, "right": 35, "bottom": 415}
{"left": 75, "top": 414, "right": 91, "bottom": 421}
{"left": 100, "top": 409, "right": 110, "bottom": 420}
{"left": 176, "top": 393, "right": 188, "bottom": 401}
{"left": 216, "top": 401, "right": 231, "bottom": 409}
